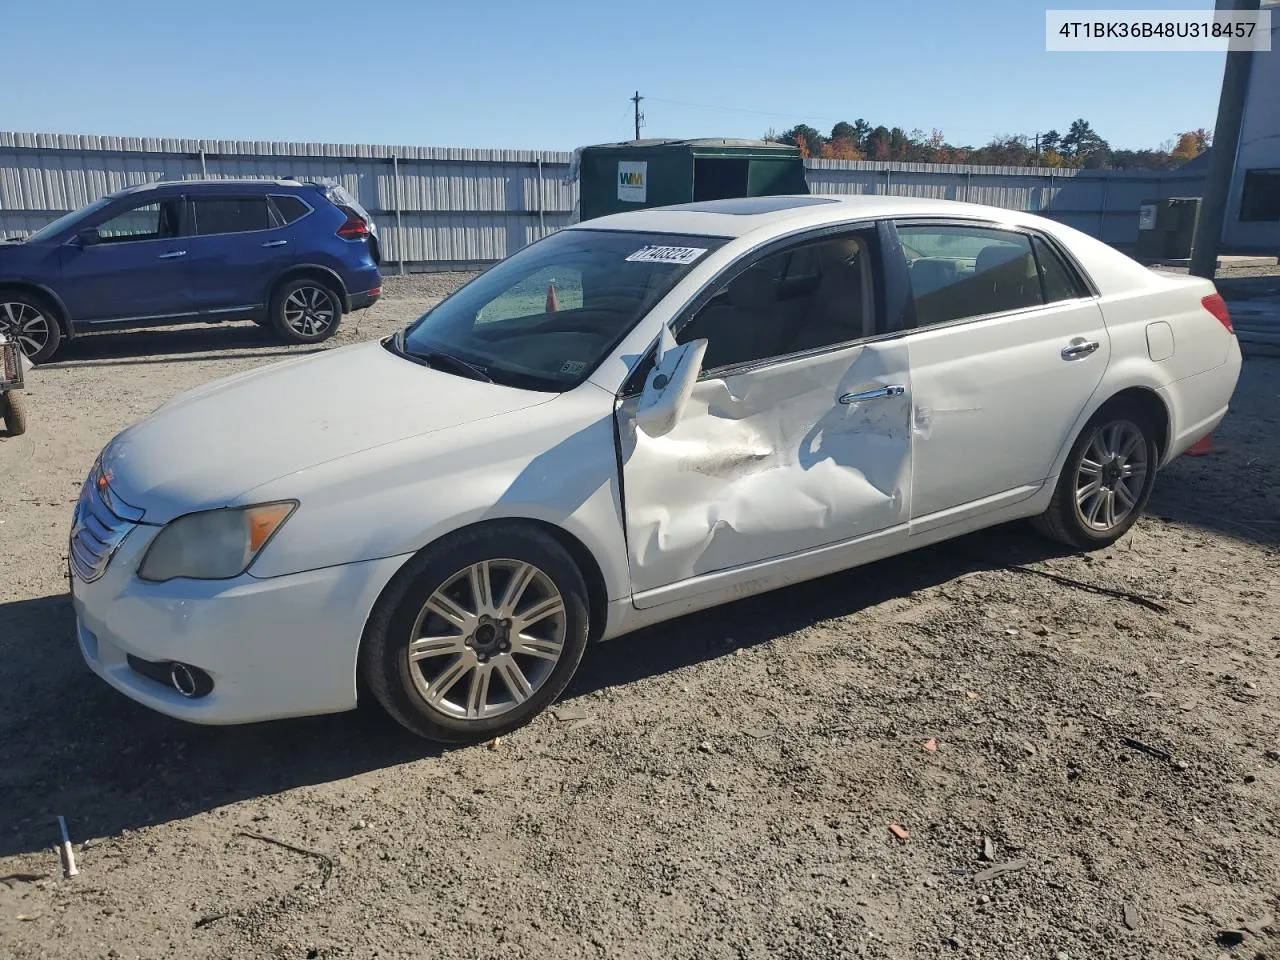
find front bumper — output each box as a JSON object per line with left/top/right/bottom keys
{"left": 72, "top": 527, "right": 410, "bottom": 725}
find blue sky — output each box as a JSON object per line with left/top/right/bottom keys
{"left": 5, "top": 0, "right": 1228, "bottom": 151}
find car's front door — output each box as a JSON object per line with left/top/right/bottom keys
{"left": 57, "top": 197, "right": 193, "bottom": 323}
{"left": 183, "top": 194, "right": 286, "bottom": 315}
{"left": 894, "top": 220, "right": 1110, "bottom": 529}
{"left": 615, "top": 226, "right": 914, "bottom": 606}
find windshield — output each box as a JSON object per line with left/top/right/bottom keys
{"left": 400, "top": 229, "right": 726, "bottom": 391}
{"left": 24, "top": 197, "right": 113, "bottom": 244}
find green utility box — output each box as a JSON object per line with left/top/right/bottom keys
{"left": 1135, "top": 197, "right": 1202, "bottom": 260}
{"left": 576, "top": 138, "right": 809, "bottom": 222}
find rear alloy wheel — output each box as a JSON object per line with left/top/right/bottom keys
{"left": 363, "top": 524, "right": 590, "bottom": 743}
{"left": 0, "top": 297, "right": 61, "bottom": 363}
{"left": 1032, "top": 405, "right": 1158, "bottom": 550}
{"left": 270, "top": 279, "right": 341, "bottom": 344}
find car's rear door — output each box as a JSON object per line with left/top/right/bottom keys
{"left": 894, "top": 219, "right": 1109, "bottom": 531}
{"left": 184, "top": 194, "right": 287, "bottom": 316}
{"left": 57, "top": 196, "right": 193, "bottom": 323}
{"left": 615, "top": 225, "right": 914, "bottom": 606}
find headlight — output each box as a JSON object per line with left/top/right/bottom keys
{"left": 138, "top": 502, "right": 297, "bottom": 582}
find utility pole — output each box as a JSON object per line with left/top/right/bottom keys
{"left": 1189, "top": 0, "right": 1260, "bottom": 279}
{"left": 631, "top": 91, "right": 645, "bottom": 141}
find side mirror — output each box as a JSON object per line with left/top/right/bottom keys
{"left": 635, "top": 336, "right": 707, "bottom": 438}
{"left": 74, "top": 227, "right": 100, "bottom": 247}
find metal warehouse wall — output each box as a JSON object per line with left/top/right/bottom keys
{"left": 804, "top": 160, "right": 1206, "bottom": 250}
{"left": 0, "top": 131, "right": 1205, "bottom": 270}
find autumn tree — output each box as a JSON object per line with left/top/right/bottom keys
{"left": 1171, "top": 128, "right": 1211, "bottom": 162}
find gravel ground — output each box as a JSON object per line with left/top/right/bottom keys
{"left": 1, "top": 275, "right": 1278, "bottom": 960}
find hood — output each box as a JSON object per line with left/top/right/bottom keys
{"left": 101, "top": 340, "right": 553, "bottom": 522}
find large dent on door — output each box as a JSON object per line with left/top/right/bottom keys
{"left": 619, "top": 342, "right": 912, "bottom": 593}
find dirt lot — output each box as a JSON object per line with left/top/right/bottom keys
{"left": 1, "top": 275, "right": 1278, "bottom": 960}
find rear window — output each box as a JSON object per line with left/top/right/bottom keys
{"left": 192, "top": 197, "right": 272, "bottom": 235}
{"left": 269, "top": 195, "right": 310, "bottom": 225}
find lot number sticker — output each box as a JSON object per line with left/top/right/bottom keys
{"left": 625, "top": 245, "right": 708, "bottom": 265}
{"left": 618, "top": 161, "right": 647, "bottom": 203}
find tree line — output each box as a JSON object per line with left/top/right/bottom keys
{"left": 768, "top": 119, "right": 1211, "bottom": 171}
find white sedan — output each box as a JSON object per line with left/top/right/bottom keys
{"left": 70, "top": 195, "right": 1242, "bottom": 742}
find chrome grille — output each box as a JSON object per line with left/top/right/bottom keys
{"left": 69, "top": 462, "right": 143, "bottom": 583}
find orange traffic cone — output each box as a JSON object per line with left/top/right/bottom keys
{"left": 1183, "top": 432, "right": 1223, "bottom": 456}
{"left": 545, "top": 281, "right": 558, "bottom": 313}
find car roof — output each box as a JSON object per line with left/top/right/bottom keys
{"left": 109, "top": 178, "right": 313, "bottom": 199}
{"left": 569, "top": 194, "right": 1057, "bottom": 240}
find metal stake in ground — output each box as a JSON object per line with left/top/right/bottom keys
{"left": 57, "top": 816, "right": 78, "bottom": 879}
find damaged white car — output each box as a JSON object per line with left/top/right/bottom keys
{"left": 71, "top": 195, "right": 1242, "bottom": 741}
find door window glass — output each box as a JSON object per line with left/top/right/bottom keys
{"left": 192, "top": 197, "right": 272, "bottom": 235}
{"left": 1032, "top": 236, "right": 1082, "bottom": 303}
{"left": 677, "top": 233, "right": 875, "bottom": 372}
{"left": 94, "top": 201, "right": 180, "bottom": 243}
{"left": 898, "top": 225, "right": 1043, "bottom": 326}
{"left": 269, "top": 195, "right": 310, "bottom": 225}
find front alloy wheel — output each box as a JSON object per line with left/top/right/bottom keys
{"left": 363, "top": 523, "right": 590, "bottom": 743}
{"left": 408, "top": 560, "right": 567, "bottom": 720}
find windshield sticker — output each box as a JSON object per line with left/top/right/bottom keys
{"left": 625, "top": 245, "right": 708, "bottom": 266}
{"left": 560, "top": 359, "right": 586, "bottom": 375}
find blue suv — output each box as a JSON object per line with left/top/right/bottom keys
{"left": 0, "top": 178, "right": 382, "bottom": 361}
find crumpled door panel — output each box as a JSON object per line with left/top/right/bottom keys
{"left": 617, "top": 339, "right": 912, "bottom": 597}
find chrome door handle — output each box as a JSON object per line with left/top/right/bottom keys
{"left": 261, "top": 240, "right": 288, "bottom": 248}
{"left": 838, "top": 384, "right": 906, "bottom": 405}
{"left": 1061, "top": 338, "right": 1100, "bottom": 360}
{"left": 158, "top": 250, "right": 187, "bottom": 259}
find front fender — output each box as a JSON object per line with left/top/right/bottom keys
{"left": 242, "top": 388, "right": 632, "bottom": 603}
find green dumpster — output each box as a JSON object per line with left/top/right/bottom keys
{"left": 1135, "top": 197, "right": 1202, "bottom": 260}
{"left": 576, "top": 138, "right": 809, "bottom": 222}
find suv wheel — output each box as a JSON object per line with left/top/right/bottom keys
{"left": 270, "top": 278, "right": 341, "bottom": 344}
{"left": 0, "top": 294, "right": 62, "bottom": 363}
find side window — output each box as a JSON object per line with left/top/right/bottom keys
{"left": 1031, "top": 235, "right": 1082, "bottom": 303}
{"left": 476, "top": 265, "right": 585, "bottom": 323}
{"left": 94, "top": 201, "right": 180, "bottom": 243}
{"left": 269, "top": 195, "right": 310, "bottom": 225}
{"left": 192, "top": 197, "right": 272, "bottom": 236}
{"left": 898, "top": 224, "right": 1043, "bottom": 327}
{"left": 676, "top": 232, "right": 875, "bottom": 372}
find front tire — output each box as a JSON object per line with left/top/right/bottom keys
{"left": 1032, "top": 403, "right": 1158, "bottom": 550}
{"left": 1, "top": 391, "right": 27, "bottom": 436}
{"left": 362, "top": 523, "right": 590, "bottom": 743}
{"left": 269, "top": 278, "right": 342, "bottom": 344}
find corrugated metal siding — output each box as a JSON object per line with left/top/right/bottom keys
{"left": 0, "top": 131, "right": 1205, "bottom": 266}
{"left": 805, "top": 159, "right": 1206, "bottom": 249}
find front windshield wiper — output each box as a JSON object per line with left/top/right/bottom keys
{"left": 416, "top": 349, "right": 492, "bottom": 383}
{"left": 389, "top": 333, "right": 492, "bottom": 383}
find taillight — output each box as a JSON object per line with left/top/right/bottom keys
{"left": 337, "top": 214, "right": 369, "bottom": 238}
{"left": 1202, "top": 293, "right": 1234, "bottom": 334}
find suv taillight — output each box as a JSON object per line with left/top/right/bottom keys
{"left": 1202, "top": 293, "right": 1234, "bottom": 334}
{"left": 336, "top": 205, "right": 370, "bottom": 239}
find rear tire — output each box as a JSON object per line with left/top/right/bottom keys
{"left": 0, "top": 292, "right": 62, "bottom": 363}
{"left": 1031, "top": 402, "right": 1158, "bottom": 550}
{"left": 1, "top": 391, "right": 26, "bottom": 436}
{"left": 269, "top": 278, "right": 342, "bottom": 344}
{"left": 362, "top": 523, "right": 590, "bottom": 743}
